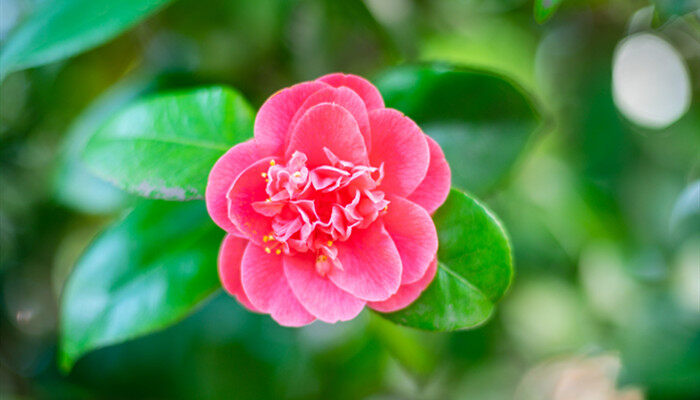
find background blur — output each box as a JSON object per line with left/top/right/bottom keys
{"left": 1, "top": 0, "right": 699, "bottom": 399}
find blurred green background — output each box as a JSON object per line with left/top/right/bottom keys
{"left": 1, "top": 0, "right": 698, "bottom": 399}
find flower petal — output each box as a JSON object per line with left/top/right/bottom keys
{"left": 227, "top": 157, "right": 276, "bottom": 244}
{"left": 286, "top": 103, "right": 368, "bottom": 167}
{"left": 407, "top": 135, "right": 451, "bottom": 214}
{"left": 241, "top": 242, "right": 315, "bottom": 326}
{"left": 317, "top": 73, "right": 385, "bottom": 111}
{"left": 329, "top": 221, "right": 402, "bottom": 301}
{"left": 368, "top": 258, "right": 437, "bottom": 313}
{"left": 283, "top": 253, "right": 366, "bottom": 323}
{"left": 369, "top": 109, "right": 430, "bottom": 197}
{"left": 218, "top": 234, "right": 259, "bottom": 312}
{"left": 206, "top": 139, "right": 263, "bottom": 235}
{"left": 254, "top": 81, "right": 329, "bottom": 156}
{"left": 288, "top": 86, "right": 371, "bottom": 151}
{"left": 383, "top": 195, "right": 438, "bottom": 284}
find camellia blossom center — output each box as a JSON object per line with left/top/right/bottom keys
{"left": 248, "top": 148, "right": 388, "bottom": 275}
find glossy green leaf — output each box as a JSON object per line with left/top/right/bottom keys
{"left": 59, "top": 200, "right": 222, "bottom": 371}
{"left": 54, "top": 72, "right": 201, "bottom": 213}
{"left": 382, "top": 189, "right": 513, "bottom": 331}
{"left": 83, "top": 86, "right": 254, "bottom": 200}
{"left": 0, "top": 0, "right": 173, "bottom": 80}
{"left": 534, "top": 0, "right": 564, "bottom": 24}
{"left": 375, "top": 64, "right": 541, "bottom": 196}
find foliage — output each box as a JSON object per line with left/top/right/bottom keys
{"left": 1, "top": 0, "right": 698, "bottom": 399}
{"left": 60, "top": 200, "right": 222, "bottom": 371}
{"left": 83, "top": 86, "right": 254, "bottom": 200}
{"left": 0, "top": 0, "right": 174, "bottom": 80}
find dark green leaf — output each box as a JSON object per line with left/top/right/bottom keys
{"left": 534, "top": 0, "right": 564, "bottom": 24}
{"left": 375, "top": 64, "right": 541, "bottom": 196}
{"left": 83, "top": 86, "right": 254, "bottom": 200}
{"left": 59, "top": 200, "right": 223, "bottom": 371}
{"left": 382, "top": 189, "right": 513, "bottom": 331}
{"left": 0, "top": 0, "right": 174, "bottom": 80}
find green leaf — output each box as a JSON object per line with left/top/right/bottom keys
{"left": 83, "top": 86, "right": 254, "bottom": 200}
{"left": 59, "top": 200, "right": 222, "bottom": 372}
{"left": 0, "top": 0, "right": 174, "bottom": 80}
{"left": 534, "top": 0, "right": 564, "bottom": 24}
{"left": 375, "top": 64, "right": 541, "bottom": 196}
{"left": 381, "top": 189, "right": 513, "bottom": 331}
{"left": 54, "top": 72, "right": 201, "bottom": 213}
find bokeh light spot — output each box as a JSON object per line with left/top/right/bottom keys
{"left": 612, "top": 33, "right": 691, "bottom": 129}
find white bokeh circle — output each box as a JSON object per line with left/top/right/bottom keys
{"left": 612, "top": 33, "right": 691, "bottom": 129}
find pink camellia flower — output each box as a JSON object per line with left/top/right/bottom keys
{"left": 206, "top": 73, "right": 451, "bottom": 326}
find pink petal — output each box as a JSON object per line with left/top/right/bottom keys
{"left": 369, "top": 109, "right": 430, "bottom": 197}
{"left": 383, "top": 195, "right": 438, "bottom": 284}
{"left": 407, "top": 135, "right": 451, "bottom": 214}
{"left": 286, "top": 103, "right": 368, "bottom": 167}
{"left": 283, "top": 253, "right": 366, "bottom": 323}
{"left": 254, "top": 81, "right": 329, "bottom": 156}
{"left": 368, "top": 258, "right": 437, "bottom": 313}
{"left": 288, "top": 86, "right": 372, "bottom": 151}
{"left": 328, "top": 221, "right": 402, "bottom": 302}
{"left": 206, "top": 139, "right": 263, "bottom": 235}
{"left": 240, "top": 242, "right": 315, "bottom": 327}
{"left": 226, "top": 157, "right": 276, "bottom": 244}
{"left": 218, "top": 234, "right": 260, "bottom": 312}
{"left": 317, "top": 73, "right": 385, "bottom": 111}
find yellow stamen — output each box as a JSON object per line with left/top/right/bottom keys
{"left": 269, "top": 160, "right": 276, "bottom": 166}
{"left": 293, "top": 171, "right": 301, "bottom": 178}
{"left": 265, "top": 247, "right": 271, "bottom": 254}
{"left": 265, "top": 179, "right": 270, "bottom": 183}
{"left": 265, "top": 198, "right": 271, "bottom": 202}
{"left": 261, "top": 172, "right": 267, "bottom": 178}
{"left": 275, "top": 249, "right": 282, "bottom": 255}
{"left": 318, "top": 255, "right": 327, "bottom": 262}
{"left": 327, "top": 241, "right": 333, "bottom": 247}
{"left": 263, "top": 236, "right": 269, "bottom": 242}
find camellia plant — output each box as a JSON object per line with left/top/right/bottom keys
{"left": 4, "top": 1, "right": 699, "bottom": 397}
{"left": 57, "top": 66, "right": 534, "bottom": 371}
